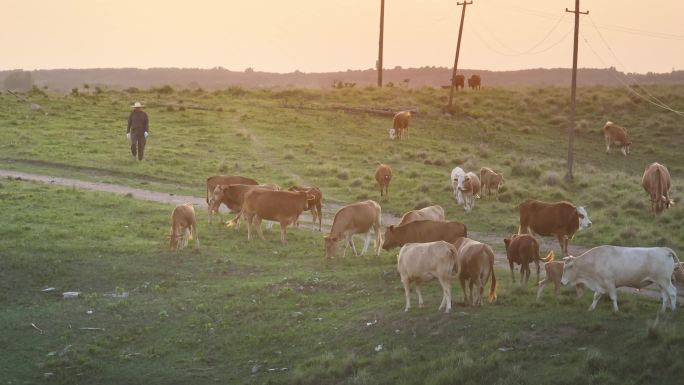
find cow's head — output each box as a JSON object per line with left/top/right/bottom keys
{"left": 560, "top": 256, "right": 576, "bottom": 286}
{"left": 460, "top": 175, "right": 472, "bottom": 192}
{"left": 168, "top": 231, "right": 182, "bottom": 250}
{"left": 324, "top": 233, "right": 338, "bottom": 257}
{"left": 655, "top": 195, "right": 674, "bottom": 214}
{"left": 208, "top": 185, "right": 226, "bottom": 212}
{"left": 503, "top": 238, "right": 511, "bottom": 251}
{"left": 382, "top": 225, "right": 397, "bottom": 250}
{"left": 576, "top": 206, "right": 592, "bottom": 229}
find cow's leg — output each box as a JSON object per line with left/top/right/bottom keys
{"left": 349, "top": 235, "right": 360, "bottom": 257}
{"left": 536, "top": 279, "right": 547, "bottom": 300}
{"left": 605, "top": 137, "right": 611, "bottom": 153}
{"left": 668, "top": 283, "right": 677, "bottom": 311}
{"left": 589, "top": 291, "right": 603, "bottom": 311}
{"left": 342, "top": 236, "right": 350, "bottom": 258}
{"left": 608, "top": 287, "right": 619, "bottom": 312}
{"left": 416, "top": 284, "right": 425, "bottom": 308}
{"left": 402, "top": 276, "right": 411, "bottom": 312}
{"left": 520, "top": 266, "right": 527, "bottom": 288}
{"left": 246, "top": 214, "right": 253, "bottom": 241}
{"left": 360, "top": 232, "right": 371, "bottom": 256}
{"left": 459, "top": 276, "right": 469, "bottom": 305}
{"left": 266, "top": 221, "right": 274, "bottom": 231}
{"left": 535, "top": 261, "right": 541, "bottom": 285}
{"left": 279, "top": 223, "right": 288, "bottom": 245}
{"left": 509, "top": 261, "right": 516, "bottom": 283}
{"left": 193, "top": 224, "right": 200, "bottom": 249}
{"left": 437, "top": 277, "right": 451, "bottom": 313}
{"left": 620, "top": 146, "right": 627, "bottom": 156}
{"left": 255, "top": 217, "right": 266, "bottom": 241}
{"left": 374, "top": 224, "right": 382, "bottom": 256}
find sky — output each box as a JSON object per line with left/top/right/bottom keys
{"left": 1, "top": 0, "right": 682, "bottom": 74}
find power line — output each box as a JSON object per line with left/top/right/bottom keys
{"left": 470, "top": 20, "right": 573, "bottom": 57}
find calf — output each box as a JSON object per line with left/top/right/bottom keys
{"left": 169, "top": 203, "right": 199, "bottom": 251}
{"left": 603, "top": 121, "right": 632, "bottom": 156}
{"left": 241, "top": 189, "right": 314, "bottom": 244}
{"left": 382, "top": 220, "right": 468, "bottom": 251}
{"left": 561, "top": 245, "right": 679, "bottom": 312}
{"left": 324, "top": 200, "right": 382, "bottom": 257}
{"left": 209, "top": 184, "right": 279, "bottom": 229}
{"left": 642, "top": 162, "right": 674, "bottom": 215}
{"left": 397, "top": 205, "right": 445, "bottom": 226}
{"left": 479, "top": 167, "right": 504, "bottom": 199}
{"left": 459, "top": 172, "right": 481, "bottom": 212}
{"left": 536, "top": 257, "right": 585, "bottom": 300}
{"left": 397, "top": 241, "right": 460, "bottom": 313}
{"left": 504, "top": 234, "right": 553, "bottom": 287}
{"left": 288, "top": 185, "right": 323, "bottom": 231}
{"left": 450, "top": 167, "right": 466, "bottom": 205}
{"left": 452, "top": 237, "right": 497, "bottom": 306}
{"left": 393, "top": 111, "right": 411, "bottom": 139}
{"left": 206, "top": 175, "right": 258, "bottom": 223}
{"left": 375, "top": 164, "right": 392, "bottom": 198}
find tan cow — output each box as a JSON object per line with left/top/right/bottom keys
{"left": 169, "top": 203, "right": 199, "bottom": 251}
{"left": 503, "top": 234, "right": 554, "bottom": 287}
{"left": 603, "top": 121, "right": 632, "bottom": 156}
{"left": 642, "top": 162, "right": 674, "bottom": 215}
{"left": 382, "top": 220, "right": 467, "bottom": 251}
{"left": 459, "top": 172, "right": 481, "bottom": 212}
{"left": 324, "top": 200, "right": 382, "bottom": 257}
{"left": 452, "top": 237, "right": 497, "bottom": 306}
{"left": 288, "top": 185, "right": 323, "bottom": 231}
{"left": 392, "top": 111, "right": 411, "bottom": 140}
{"left": 536, "top": 256, "right": 585, "bottom": 300}
{"left": 375, "top": 164, "right": 392, "bottom": 198}
{"left": 479, "top": 167, "right": 504, "bottom": 199}
{"left": 241, "top": 189, "right": 314, "bottom": 244}
{"left": 397, "top": 205, "right": 446, "bottom": 226}
{"left": 206, "top": 175, "right": 258, "bottom": 223}
{"left": 397, "top": 241, "right": 460, "bottom": 313}
{"left": 209, "top": 184, "right": 279, "bottom": 229}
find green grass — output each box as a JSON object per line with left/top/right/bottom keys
{"left": 2, "top": 179, "right": 684, "bottom": 385}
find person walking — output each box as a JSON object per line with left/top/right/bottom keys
{"left": 126, "top": 101, "right": 149, "bottom": 161}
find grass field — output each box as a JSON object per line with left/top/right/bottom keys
{"left": 1, "top": 85, "right": 684, "bottom": 384}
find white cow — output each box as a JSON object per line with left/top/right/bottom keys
{"left": 397, "top": 241, "right": 459, "bottom": 313}
{"left": 561, "top": 245, "right": 679, "bottom": 313}
{"left": 450, "top": 167, "right": 466, "bottom": 205}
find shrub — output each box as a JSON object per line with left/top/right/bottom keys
{"left": 542, "top": 171, "right": 561, "bottom": 186}
{"left": 125, "top": 87, "right": 139, "bottom": 93}
{"left": 349, "top": 179, "right": 363, "bottom": 188}
{"left": 511, "top": 159, "right": 541, "bottom": 179}
{"left": 413, "top": 199, "right": 433, "bottom": 210}
{"left": 166, "top": 105, "right": 175, "bottom": 112}
{"left": 336, "top": 168, "right": 350, "bottom": 180}
{"left": 283, "top": 152, "right": 294, "bottom": 160}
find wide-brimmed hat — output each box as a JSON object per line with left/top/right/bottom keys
{"left": 131, "top": 101, "right": 144, "bottom": 108}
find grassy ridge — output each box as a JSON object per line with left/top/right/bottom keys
{"left": 1, "top": 179, "right": 683, "bottom": 385}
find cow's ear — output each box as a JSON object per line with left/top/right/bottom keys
{"left": 389, "top": 225, "right": 395, "bottom": 230}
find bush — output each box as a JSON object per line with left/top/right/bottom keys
{"left": 511, "top": 159, "right": 541, "bottom": 179}
{"left": 413, "top": 199, "right": 434, "bottom": 210}
{"left": 166, "top": 105, "right": 175, "bottom": 112}
{"left": 336, "top": 168, "right": 350, "bottom": 180}
{"left": 156, "top": 85, "right": 174, "bottom": 94}
{"left": 542, "top": 171, "right": 561, "bottom": 186}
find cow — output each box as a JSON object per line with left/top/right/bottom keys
{"left": 169, "top": 203, "right": 199, "bottom": 251}
{"left": 452, "top": 74, "right": 465, "bottom": 90}
{"left": 452, "top": 237, "right": 497, "bottom": 306}
{"left": 375, "top": 164, "right": 392, "bottom": 198}
{"left": 459, "top": 172, "right": 481, "bottom": 212}
{"left": 241, "top": 189, "right": 315, "bottom": 244}
{"left": 518, "top": 199, "right": 592, "bottom": 256}
{"left": 479, "top": 167, "right": 504, "bottom": 199}
{"left": 397, "top": 241, "right": 460, "bottom": 313}
{"left": 288, "top": 185, "right": 323, "bottom": 231}
{"left": 674, "top": 262, "right": 684, "bottom": 283}
{"left": 561, "top": 245, "right": 680, "bottom": 313}
{"left": 450, "top": 167, "right": 466, "bottom": 205}
{"left": 536, "top": 256, "right": 585, "bottom": 300}
{"left": 397, "top": 205, "right": 446, "bottom": 226}
{"left": 209, "top": 184, "right": 279, "bottom": 229}
{"left": 206, "top": 175, "right": 258, "bottom": 223}
{"left": 642, "top": 162, "right": 674, "bottom": 215}
{"left": 603, "top": 121, "right": 632, "bottom": 156}
{"left": 504, "top": 234, "right": 554, "bottom": 287}
{"left": 392, "top": 111, "right": 411, "bottom": 140}
{"left": 324, "top": 200, "right": 382, "bottom": 258}
{"left": 382, "top": 220, "right": 467, "bottom": 251}
{"left": 468, "top": 75, "right": 481, "bottom": 90}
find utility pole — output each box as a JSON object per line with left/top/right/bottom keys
{"left": 448, "top": 1, "right": 472, "bottom": 108}
{"left": 565, "top": 0, "right": 588, "bottom": 181}
{"left": 377, "top": 0, "right": 385, "bottom": 88}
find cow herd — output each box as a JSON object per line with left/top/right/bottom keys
{"left": 166, "top": 119, "right": 678, "bottom": 315}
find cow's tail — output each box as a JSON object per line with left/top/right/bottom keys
{"left": 485, "top": 246, "right": 497, "bottom": 303}
{"left": 540, "top": 250, "right": 555, "bottom": 263}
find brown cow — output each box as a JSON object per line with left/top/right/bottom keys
{"left": 241, "top": 189, "right": 314, "bottom": 244}
{"left": 288, "top": 185, "right": 323, "bottom": 231}
{"left": 452, "top": 237, "right": 497, "bottom": 306}
{"left": 459, "top": 172, "right": 481, "bottom": 212}
{"left": 206, "top": 175, "right": 258, "bottom": 223}
{"left": 479, "top": 167, "right": 504, "bottom": 199}
{"left": 603, "top": 121, "right": 632, "bottom": 156}
{"left": 642, "top": 162, "right": 674, "bottom": 215}
{"left": 504, "top": 234, "right": 554, "bottom": 287}
{"left": 452, "top": 74, "right": 465, "bottom": 90}
{"left": 397, "top": 205, "right": 446, "bottom": 226}
{"left": 536, "top": 256, "right": 585, "bottom": 300}
{"left": 375, "top": 164, "right": 392, "bottom": 198}
{"left": 392, "top": 111, "right": 411, "bottom": 140}
{"left": 518, "top": 199, "right": 592, "bottom": 256}
{"left": 382, "top": 220, "right": 467, "bottom": 251}
{"left": 169, "top": 203, "right": 199, "bottom": 251}
{"left": 210, "top": 184, "right": 279, "bottom": 229}
{"left": 324, "top": 200, "right": 382, "bottom": 257}
{"left": 468, "top": 75, "right": 481, "bottom": 90}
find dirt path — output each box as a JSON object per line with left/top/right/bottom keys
{"left": 2, "top": 169, "right": 678, "bottom": 302}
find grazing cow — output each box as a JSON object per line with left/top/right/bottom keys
{"left": 450, "top": 167, "right": 466, "bottom": 205}
{"left": 324, "top": 200, "right": 382, "bottom": 258}
{"left": 241, "top": 189, "right": 314, "bottom": 244}
{"left": 504, "top": 234, "right": 554, "bottom": 287}
{"left": 452, "top": 74, "right": 465, "bottom": 90}
{"left": 382, "top": 220, "right": 467, "bottom": 251}
{"left": 392, "top": 111, "right": 411, "bottom": 140}
{"left": 397, "top": 241, "right": 460, "bottom": 313}
{"left": 169, "top": 203, "right": 199, "bottom": 251}
{"left": 209, "top": 184, "right": 279, "bottom": 229}
{"left": 642, "top": 162, "right": 674, "bottom": 215}
{"left": 206, "top": 175, "right": 258, "bottom": 223}
{"left": 375, "top": 164, "right": 392, "bottom": 198}
{"left": 518, "top": 199, "right": 592, "bottom": 256}
{"left": 561, "top": 245, "right": 679, "bottom": 312}
{"left": 479, "top": 167, "right": 504, "bottom": 199}
{"left": 603, "top": 121, "right": 632, "bottom": 156}
{"left": 468, "top": 75, "right": 481, "bottom": 90}
{"left": 397, "top": 205, "right": 446, "bottom": 226}
{"left": 536, "top": 257, "right": 585, "bottom": 300}
{"left": 288, "top": 185, "right": 323, "bottom": 231}
{"left": 459, "top": 172, "right": 481, "bottom": 212}
{"left": 452, "top": 237, "right": 497, "bottom": 306}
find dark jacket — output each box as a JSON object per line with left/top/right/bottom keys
{"left": 127, "top": 110, "right": 149, "bottom": 135}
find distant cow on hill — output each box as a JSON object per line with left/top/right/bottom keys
{"left": 453, "top": 74, "right": 465, "bottom": 90}
{"left": 479, "top": 167, "right": 504, "bottom": 199}
{"left": 642, "top": 162, "right": 673, "bottom": 215}
{"left": 603, "top": 121, "right": 632, "bottom": 156}
{"left": 468, "top": 75, "right": 481, "bottom": 90}
{"left": 375, "top": 163, "right": 392, "bottom": 198}
{"left": 392, "top": 111, "right": 411, "bottom": 140}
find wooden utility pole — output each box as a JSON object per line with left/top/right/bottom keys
{"left": 448, "top": 1, "right": 472, "bottom": 108}
{"left": 377, "top": 0, "right": 385, "bottom": 87}
{"left": 565, "top": 0, "right": 588, "bottom": 181}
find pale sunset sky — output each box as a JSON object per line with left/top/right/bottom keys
{"left": 1, "top": 0, "right": 682, "bottom": 73}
